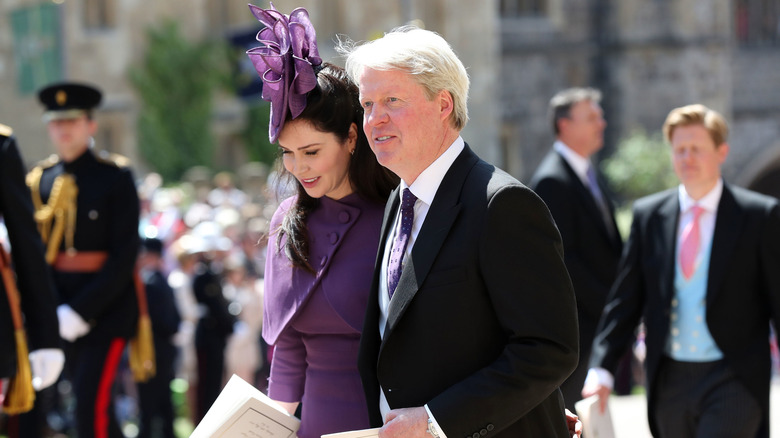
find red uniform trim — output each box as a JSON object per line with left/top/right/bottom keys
{"left": 94, "top": 338, "right": 126, "bottom": 438}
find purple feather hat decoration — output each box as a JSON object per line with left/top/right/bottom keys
{"left": 247, "top": 3, "right": 323, "bottom": 143}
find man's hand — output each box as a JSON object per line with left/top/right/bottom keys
{"left": 582, "top": 367, "right": 613, "bottom": 414}
{"left": 565, "top": 409, "right": 582, "bottom": 437}
{"left": 57, "top": 304, "right": 90, "bottom": 342}
{"left": 581, "top": 382, "right": 611, "bottom": 414}
{"left": 379, "top": 407, "right": 430, "bottom": 438}
{"left": 28, "top": 348, "right": 65, "bottom": 390}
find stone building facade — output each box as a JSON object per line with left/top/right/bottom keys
{"left": 0, "top": 0, "right": 499, "bottom": 174}
{"left": 0, "top": 0, "right": 777, "bottom": 199}
{"left": 500, "top": 0, "right": 780, "bottom": 200}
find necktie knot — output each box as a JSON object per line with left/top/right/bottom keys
{"left": 691, "top": 205, "right": 705, "bottom": 220}
{"left": 586, "top": 165, "right": 598, "bottom": 185}
{"left": 586, "top": 165, "right": 603, "bottom": 200}
{"left": 401, "top": 188, "right": 417, "bottom": 211}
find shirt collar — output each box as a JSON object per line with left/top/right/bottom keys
{"left": 678, "top": 179, "right": 723, "bottom": 214}
{"left": 553, "top": 140, "right": 590, "bottom": 183}
{"left": 400, "top": 136, "right": 465, "bottom": 206}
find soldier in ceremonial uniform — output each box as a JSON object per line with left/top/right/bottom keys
{"left": 22, "top": 82, "right": 140, "bottom": 438}
{"left": 0, "top": 125, "right": 64, "bottom": 411}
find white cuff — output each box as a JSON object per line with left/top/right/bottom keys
{"left": 424, "top": 405, "right": 447, "bottom": 438}
{"left": 584, "top": 367, "right": 614, "bottom": 391}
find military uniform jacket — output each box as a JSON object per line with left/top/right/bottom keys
{"left": 30, "top": 148, "right": 140, "bottom": 341}
{"left": 0, "top": 129, "right": 59, "bottom": 378}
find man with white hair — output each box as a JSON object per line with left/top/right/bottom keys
{"left": 341, "top": 26, "right": 579, "bottom": 437}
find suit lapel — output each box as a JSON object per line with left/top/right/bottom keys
{"left": 557, "top": 153, "right": 619, "bottom": 246}
{"left": 370, "top": 185, "right": 400, "bottom": 323}
{"left": 361, "top": 187, "right": 399, "bottom": 375}
{"left": 656, "top": 192, "right": 680, "bottom": 304}
{"left": 706, "top": 185, "right": 743, "bottom": 303}
{"left": 377, "top": 186, "right": 401, "bottom": 267}
{"left": 383, "top": 146, "right": 477, "bottom": 336}
{"left": 593, "top": 170, "right": 623, "bottom": 248}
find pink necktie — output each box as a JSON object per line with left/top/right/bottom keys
{"left": 680, "top": 205, "right": 704, "bottom": 279}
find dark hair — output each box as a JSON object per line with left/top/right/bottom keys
{"left": 548, "top": 87, "right": 602, "bottom": 135}
{"left": 275, "top": 63, "right": 398, "bottom": 272}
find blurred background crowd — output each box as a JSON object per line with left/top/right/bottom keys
{"left": 0, "top": 0, "right": 779, "bottom": 437}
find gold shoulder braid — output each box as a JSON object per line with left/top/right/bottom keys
{"left": 26, "top": 166, "right": 78, "bottom": 264}
{"left": 96, "top": 151, "right": 131, "bottom": 168}
{"left": 0, "top": 123, "right": 13, "bottom": 137}
{"left": 0, "top": 245, "right": 35, "bottom": 413}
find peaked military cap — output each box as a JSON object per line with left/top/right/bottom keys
{"left": 38, "top": 82, "right": 102, "bottom": 122}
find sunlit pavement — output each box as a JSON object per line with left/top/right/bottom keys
{"left": 608, "top": 377, "right": 780, "bottom": 438}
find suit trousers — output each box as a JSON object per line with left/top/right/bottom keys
{"left": 654, "top": 357, "right": 761, "bottom": 438}
{"left": 70, "top": 337, "right": 127, "bottom": 438}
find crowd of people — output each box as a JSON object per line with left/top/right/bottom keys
{"left": 1, "top": 3, "right": 779, "bottom": 438}
{"left": 135, "top": 167, "right": 276, "bottom": 432}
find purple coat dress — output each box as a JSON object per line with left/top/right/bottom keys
{"left": 263, "top": 193, "right": 384, "bottom": 438}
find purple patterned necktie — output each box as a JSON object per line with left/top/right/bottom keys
{"left": 387, "top": 188, "right": 417, "bottom": 299}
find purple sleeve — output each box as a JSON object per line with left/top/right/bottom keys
{"left": 267, "top": 323, "right": 306, "bottom": 403}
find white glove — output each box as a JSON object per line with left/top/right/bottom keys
{"left": 28, "top": 348, "right": 65, "bottom": 390}
{"left": 57, "top": 305, "right": 91, "bottom": 342}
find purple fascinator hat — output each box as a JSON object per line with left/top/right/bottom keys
{"left": 247, "top": 3, "right": 323, "bottom": 143}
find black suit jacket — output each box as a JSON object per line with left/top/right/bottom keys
{"left": 530, "top": 150, "right": 623, "bottom": 371}
{"left": 0, "top": 131, "right": 59, "bottom": 379}
{"left": 590, "top": 183, "right": 780, "bottom": 438}
{"left": 358, "top": 145, "right": 579, "bottom": 437}
{"left": 144, "top": 269, "right": 181, "bottom": 379}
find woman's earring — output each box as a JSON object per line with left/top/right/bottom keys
{"left": 350, "top": 149, "right": 355, "bottom": 156}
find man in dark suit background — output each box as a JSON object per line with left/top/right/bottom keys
{"left": 0, "top": 125, "right": 63, "bottom": 411}
{"left": 583, "top": 104, "right": 780, "bottom": 437}
{"left": 136, "top": 237, "right": 180, "bottom": 438}
{"left": 342, "top": 26, "right": 579, "bottom": 437}
{"left": 530, "top": 88, "right": 623, "bottom": 411}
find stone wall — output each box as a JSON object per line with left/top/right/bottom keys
{"left": 0, "top": 0, "right": 501, "bottom": 174}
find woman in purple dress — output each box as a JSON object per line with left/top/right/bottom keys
{"left": 247, "top": 5, "right": 397, "bottom": 437}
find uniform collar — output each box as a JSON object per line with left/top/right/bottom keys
{"left": 62, "top": 147, "right": 95, "bottom": 172}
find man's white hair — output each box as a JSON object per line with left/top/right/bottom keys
{"left": 339, "top": 25, "right": 470, "bottom": 131}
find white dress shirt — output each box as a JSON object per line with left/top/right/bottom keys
{"left": 377, "top": 136, "right": 464, "bottom": 436}
{"left": 676, "top": 180, "right": 722, "bottom": 270}
{"left": 553, "top": 140, "right": 591, "bottom": 187}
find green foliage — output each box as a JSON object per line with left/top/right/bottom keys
{"left": 242, "top": 101, "right": 278, "bottom": 166}
{"left": 129, "top": 20, "right": 231, "bottom": 181}
{"left": 601, "top": 129, "right": 679, "bottom": 239}
{"left": 601, "top": 129, "right": 678, "bottom": 204}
